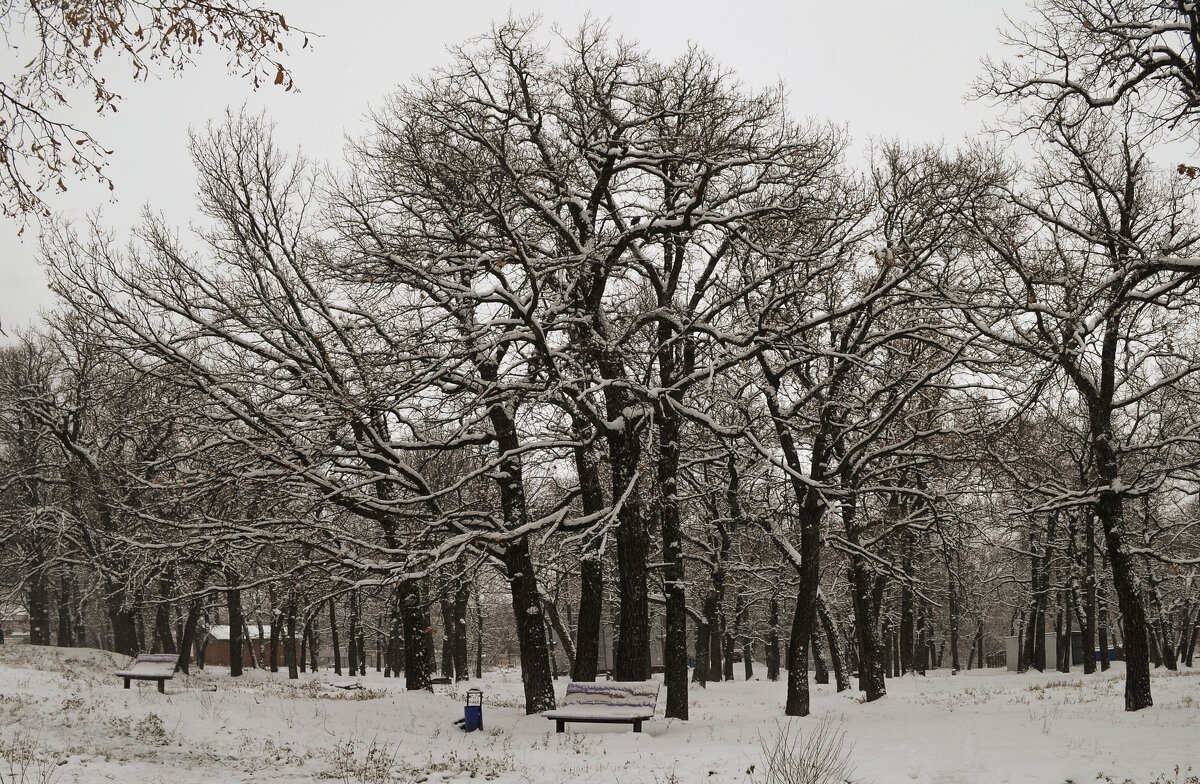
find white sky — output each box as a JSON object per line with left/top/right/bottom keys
{"left": 0, "top": 1, "right": 1024, "bottom": 333}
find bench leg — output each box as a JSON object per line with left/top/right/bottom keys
{"left": 633, "top": 719, "right": 642, "bottom": 733}
{"left": 123, "top": 678, "right": 130, "bottom": 689}
{"left": 556, "top": 719, "right": 564, "bottom": 733}
{"left": 157, "top": 679, "right": 165, "bottom": 694}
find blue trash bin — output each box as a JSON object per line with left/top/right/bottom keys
{"left": 463, "top": 688, "right": 483, "bottom": 732}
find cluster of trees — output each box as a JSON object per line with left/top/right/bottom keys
{"left": 3, "top": 2, "right": 1200, "bottom": 719}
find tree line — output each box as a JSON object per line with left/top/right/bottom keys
{"left": 3, "top": 4, "right": 1200, "bottom": 718}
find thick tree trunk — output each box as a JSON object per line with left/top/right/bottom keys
{"left": 1095, "top": 489, "right": 1153, "bottom": 709}
{"left": 657, "top": 408, "right": 689, "bottom": 718}
{"left": 572, "top": 555, "right": 603, "bottom": 682}
{"left": 400, "top": 579, "right": 432, "bottom": 690}
{"left": 570, "top": 418, "right": 605, "bottom": 683}
{"left": 503, "top": 538, "right": 556, "bottom": 713}
{"left": 847, "top": 560, "right": 885, "bottom": 697}
{"left": 176, "top": 598, "right": 203, "bottom": 674}
{"left": 785, "top": 580, "right": 814, "bottom": 716}
{"left": 613, "top": 492, "right": 651, "bottom": 681}
{"left": 154, "top": 578, "right": 176, "bottom": 655}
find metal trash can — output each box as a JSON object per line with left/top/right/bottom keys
{"left": 463, "top": 688, "right": 483, "bottom": 732}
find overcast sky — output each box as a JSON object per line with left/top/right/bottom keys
{"left": 0, "top": 1, "right": 1025, "bottom": 333}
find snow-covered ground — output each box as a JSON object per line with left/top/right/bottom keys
{"left": 0, "top": 645, "right": 1196, "bottom": 783}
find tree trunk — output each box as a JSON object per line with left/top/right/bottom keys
{"left": 1184, "top": 606, "right": 1199, "bottom": 668}
{"left": 503, "top": 537, "right": 556, "bottom": 713}
{"left": 226, "top": 580, "right": 244, "bottom": 677}
{"left": 285, "top": 593, "right": 299, "bottom": 680}
{"left": 1083, "top": 513, "right": 1098, "bottom": 674}
{"left": 706, "top": 592, "right": 723, "bottom": 682}
{"left": 900, "top": 551, "right": 914, "bottom": 675}
{"left": 816, "top": 592, "right": 850, "bottom": 692}
{"left": 176, "top": 598, "right": 203, "bottom": 674}
{"left": 570, "top": 418, "right": 606, "bottom": 683}
{"left": 693, "top": 599, "right": 712, "bottom": 688}
{"left": 542, "top": 597, "right": 576, "bottom": 675}
{"left": 785, "top": 581, "right": 814, "bottom": 716}
{"left": 766, "top": 598, "right": 781, "bottom": 681}
{"left": 329, "top": 597, "right": 342, "bottom": 676}
{"left": 454, "top": 580, "right": 470, "bottom": 681}
{"left": 347, "top": 590, "right": 360, "bottom": 679}
{"left": 811, "top": 630, "right": 830, "bottom": 684}
{"left": 947, "top": 550, "right": 961, "bottom": 673}
{"left": 56, "top": 575, "right": 74, "bottom": 648}
{"left": 474, "top": 584, "right": 484, "bottom": 679}
{"left": 400, "top": 579, "right": 432, "bottom": 690}
{"left": 27, "top": 568, "right": 51, "bottom": 647}
{"left": 268, "top": 587, "right": 280, "bottom": 674}
{"left": 308, "top": 614, "right": 320, "bottom": 672}
{"left": 572, "top": 554, "right": 603, "bottom": 682}
{"left": 441, "top": 598, "right": 456, "bottom": 678}
{"left": 738, "top": 589, "right": 753, "bottom": 681}
{"left": 154, "top": 578, "right": 176, "bottom": 655}
{"left": 657, "top": 409, "right": 689, "bottom": 718}
{"left": 1095, "top": 489, "right": 1153, "bottom": 709}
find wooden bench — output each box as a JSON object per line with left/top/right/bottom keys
{"left": 114, "top": 653, "right": 178, "bottom": 693}
{"left": 541, "top": 681, "right": 659, "bottom": 733}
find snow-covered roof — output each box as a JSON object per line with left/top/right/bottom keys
{"left": 207, "top": 624, "right": 273, "bottom": 640}
{"left": 1, "top": 606, "right": 29, "bottom": 620}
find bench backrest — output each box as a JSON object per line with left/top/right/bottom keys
{"left": 560, "top": 681, "right": 660, "bottom": 711}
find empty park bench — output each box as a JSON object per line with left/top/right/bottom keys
{"left": 541, "top": 681, "right": 660, "bottom": 733}
{"left": 114, "top": 653, "right": 178, "bottom": 693}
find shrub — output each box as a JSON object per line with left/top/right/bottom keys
{"left": 759, "top": 716, "right": 856, "bottom": 784}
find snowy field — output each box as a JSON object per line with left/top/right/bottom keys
{"left": 0, "top": 646, "right": 1197, "bottom": 784}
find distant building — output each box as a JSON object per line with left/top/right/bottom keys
{"left": 201, "top": 624, "right": 289, "bottom": 667}
{"left": 0, "top": 605, "right": 30, "bottom": 643}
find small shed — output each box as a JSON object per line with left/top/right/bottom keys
{"left": 201, "top": 624, "right": 295, "bottom": 667}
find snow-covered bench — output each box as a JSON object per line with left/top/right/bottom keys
{"left": 114, "top": 653, "right": 178, "bottom": 693}
{"left": 541, "top": 681, "right": 659, "bottom": 733}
